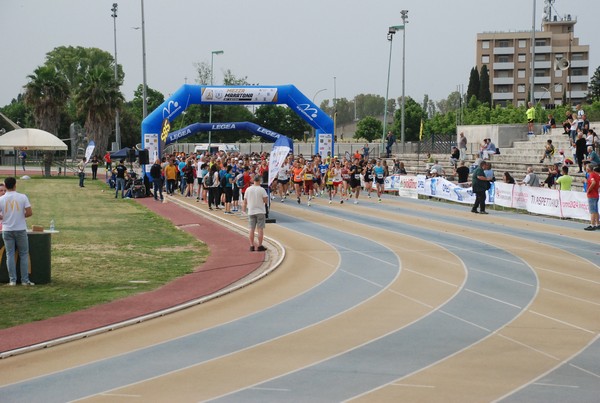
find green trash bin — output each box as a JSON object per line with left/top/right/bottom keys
{"left": 0, "top": 231, "right": 52, "bottom": 284}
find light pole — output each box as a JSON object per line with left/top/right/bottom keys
{"left": 312, "top": 88, "right": 327, "bottom": 141}
{"left": 382, "top": 25, "right": 402, "bottom": 155}
{"left": 141, "top": 0, "right": 148, "bottom": 119}
{"left": 530, "top": 0, "right": 536, "bottom": 106}
{"left": 208, "top": 50, "right": 224, "bottom": 151}
{"left": 111, "top": 3, "right": 121, "bottom": 150}
{"left": 400, "top": 10, "right": 409, "bottom": 147}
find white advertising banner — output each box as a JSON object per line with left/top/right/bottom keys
{"left": 385, "top": 175, "right": 590, "bottom": 221}
{"left": 317, "top": 133, "right": 333, "bottom": 158}
{"left": 143, "top": 133, "right": 159, "bottom": 174}
{"left": 384, "top": 175, "right": 418, "bottom": 199}
{"left": 201, "top": 87, "right": 278, "bottom": 103}
{"left": 559, "top": 190, "right": 590, "bottom": 220}
{"left": 268, "top": 146, "right": 290, "bottom": 186}
{"left": 416, "top": 175, "right": 477, "bottom": 205}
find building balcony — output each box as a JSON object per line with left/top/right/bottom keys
{"left": 492, "top": 93, "right": 514, "bottom": 100}
{"left": 533, "top": 61, "right": 551, "bottom": 69}
{"left": 570, "top": 59, "right": 589, "bottom": 68}
{"left": 569, "top": 75, "right": 589, "bottom": 83}
{"left": 493, "top": 47, "right": 515, "bottom": 55}
{"left": 493, "top": 77, "right": 515, "bottom": 85}
{"left": 532, "top": 76, "right": 551, "bottom": 84}
{"left": 532, "top": 45, "right": 552, "bottom": 54}
{"left": 493, "top": 62, "right": 515, "bottom": 70}
{"left": 570, "top": 90, "right": 588, "bottom": 99}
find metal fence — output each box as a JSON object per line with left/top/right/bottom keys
{"left": 416, "top": 134, "right": 457, "bottom": 155}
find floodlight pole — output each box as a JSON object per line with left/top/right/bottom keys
{"left": 209, "top": 50, "right": 224, "bottom": 152}
{"left": 111, "top": 3, "right": 121, "bottom": 150}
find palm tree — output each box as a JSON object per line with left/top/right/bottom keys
{"left": 23, "top": 66, "right": 69, "bottom": 176}
{"left": 76, "top": 65, "right": 123, "bottom": 154}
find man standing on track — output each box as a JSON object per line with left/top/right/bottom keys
{"left": 243, "top": 175, "right": 269, "bottom": 252}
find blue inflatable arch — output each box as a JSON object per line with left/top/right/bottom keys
{"left": 141, "top": 84, "right": 334, "bottom": 163}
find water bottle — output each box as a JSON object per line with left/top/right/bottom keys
{"left": 50, "top": 219, "right": 55, "bottom": 231}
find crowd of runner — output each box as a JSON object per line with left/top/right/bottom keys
{"left": 146, "top": 150, "right": 409, "bottom": 210}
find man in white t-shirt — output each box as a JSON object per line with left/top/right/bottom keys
{"left": 243, "top": 175, "right": 268, "bottom": 252}
{"left": 0, "top": 177, "right": 34, "bottom": 285}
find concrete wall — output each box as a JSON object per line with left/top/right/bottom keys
{"left": 456, "top": 123, "right": 539, "bottom": 156}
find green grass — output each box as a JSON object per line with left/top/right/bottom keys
{"left": 0, "top": 174, "right": 208, "bottom": 329}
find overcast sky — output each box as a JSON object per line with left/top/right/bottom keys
{"left": 2, "top": 0, "right": 599, "bottom": 109}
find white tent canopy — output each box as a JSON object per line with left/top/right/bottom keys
{"left": 0, "top": 128, "right": 68, "bottom": 151}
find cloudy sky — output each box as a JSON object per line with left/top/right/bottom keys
{"left": 2, "top": 0, "right": 599, "bottom": 108}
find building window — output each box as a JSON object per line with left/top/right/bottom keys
{"left": 519, "top": 40, "right": 527, "bottom": 48}
{"left": 496, "top": 70, "right": 511, "bottom": 78}
{"left": 571, "top": 53, "right": 584, "bottom": 61}
{"left": 518, "top": 85, "right": 526, "bottom": 93}
{"left": 534, "top": 54, "right": 546, "bottom": 61}
{"left": 495, "top": 85, "right": 512, "bottom": 93}
{"left": 497, "top": 40, "right": 510, "bottom": 48}
{"left": 482, "top": 55, "right": 490, "bottom": 64}
{"left": 555, "top": 70, "right": 563, "bottom": 78}
{"left": 535, "top": 39, "right": 547, "bottom": 47}
{"left": 497, "top": 55, "right": 509, "bottom": 63}
{"left": 572, "top": 68, "right": 584, "bottom": 76}
{"left": 518, "top": 54, "right": 526, "bottom": 62}
{"left": 554, "top": 84, "right": 562, "bottom": 93}
{"left": 482, "top": 41, "right": 490, "bottom": 49}
{"left": 518, "top": 69, "right": 526, "bottom": 78}
{"left": 534, "top": 70, "right": 547, "bottom": 77}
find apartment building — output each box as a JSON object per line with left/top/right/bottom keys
{"left": 476, "top": 15, "right": 589, "bottom": 107}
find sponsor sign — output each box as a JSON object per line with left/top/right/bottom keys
{"left": 201, "top": 87, "right": 278, "bottom": 103}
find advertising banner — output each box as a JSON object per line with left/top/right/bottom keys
{"left": 201, "top": 87, "right": 278, "bottom": 103}
{"left": 384, "top": 175, "right": 418, "bottom": 199}
{"left": 318, "top": 133, "right": 333, "bottom": 158}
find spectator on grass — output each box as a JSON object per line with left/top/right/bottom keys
{"left": 0, "top": 177, "right": 34, "bottom": 286}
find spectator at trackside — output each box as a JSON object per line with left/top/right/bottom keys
{"left": 584, "top": 163, "right": 600, "bottom": 231}
{"left": 555, "top": 166, "right": 573, "bottom": 191}
{"left": 458, "top": 132, "right": 468, "bottom": 161}
{"left": 243, "top": 175, "right": 269, "bottom": 251}
{"left": 150, "top": 159, "right": 164, "bottom": 202}
{"left": 521, "top": 166, "right": 540, "bottom": 187}
{"left": 450, "top": 146, "right": 460, "bottom": 168}
{"left": 586, "top": 146, "right": 600, "bottom": 166}
{"left": 455, "top": 161, "right": 470, "bottom": 186}
{"left": 503, "top": 172, "right": 516, "bottom": 184}
{"left": 575, "top": 132, "right": 588, "bottom": 173}
{"left": 471, "top": 160, "right": 493, "bottom": 215}
{"left": 539, "top": 139, "right": 555, "bottom": 164}
{"left": 542, "top": 113, "right": 556, "bottom": 135}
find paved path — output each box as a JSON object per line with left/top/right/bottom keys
{"left": 0, "top": 192, "right": 599, "bottom": 402}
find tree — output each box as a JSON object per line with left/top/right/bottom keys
{"left": 23, "top": 65, "right": 70, "bottom": 176}
{"left": 76, "top": 65, "right": 123, "bottom": 155}
{"left": 588, "top": 65, "right": 600, "bottom": 102}
{"left": 392, "top": 96, "right": 425, "bottom": 142}
{"left": 354, "top": 116, "right": 383, "bottom": 142}
{"left": 354, "top": 94, "right": 386, "bottom": 120}
{"left": 467, "top": 67, "right": 480, "bottom": 102}
{"left": 478, "top": 65, "right": 491, "bottom": 106}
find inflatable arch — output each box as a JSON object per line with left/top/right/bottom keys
{"left": 141, "top": 84, "right": 334, "bottom": 164}
{"left": 165, "top": 121, "right": 285, "bottom": 145}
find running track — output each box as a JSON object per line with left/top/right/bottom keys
{"left": 0, "top": 191, "right": 598, "bottom": 402}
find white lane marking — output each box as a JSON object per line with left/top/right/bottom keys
{"left": 250, "top": 387, "right": 290, "bottom": 392}
{"left": 532, "top": 382, "right": 579, "bottom": 388}
{"left": 99, "top": 393, "right": 142, "bottom": 397}
{"left": 536, "top": 267, "right": 600, "bottom": 286}
{"left": 404, "top": 268, "right": 460, "bottom": 288}
{"left": 439, "top": 310, "right": 491, "bottom": 333}
{"left": 330, "top": 243, "right": 398, "bottom": 268}
{"left": 543, "top": 287, "right": 600, "bottom": 307}
{"left": 529, "top": 310, "right": 595, "bottom": 334}
{"left": 496, "top": 333, "right": 561, "bottom": 361}
{"left": 469, "top": 267, "right": 536, "bottom": 287}
{"left": 569, "top": 363, "right": 600, "bottom": 379}
{"left": 465, "top": 288, "right": 522, "bottom": 309}
{"left": 390, "top": 383, "right": 435, "bottom": 388}
{"left": 388, "top": 289, "right": 435, "bottom": 310}
{"left": 341, "top": 269, "right": 384, "bottom": 288}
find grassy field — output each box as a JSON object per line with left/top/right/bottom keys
{"left": 0, "top": 173, "right": 208, "bottom": 329}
